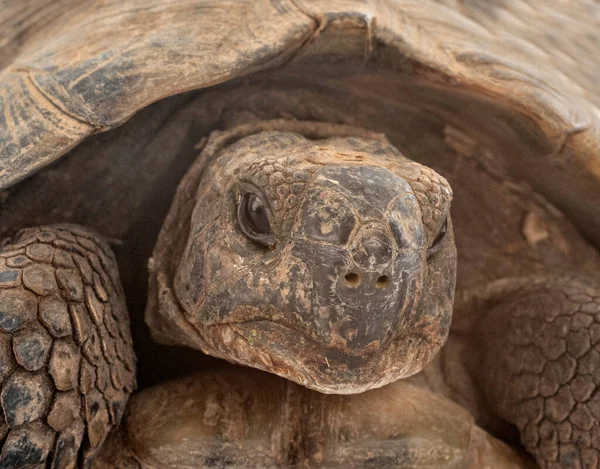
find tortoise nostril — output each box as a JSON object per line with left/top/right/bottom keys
{"left": 344, "top": 272, "right": 361, "bottom": 287}
{"left": 376, "top": 275, "right": 390, "bottom": 289}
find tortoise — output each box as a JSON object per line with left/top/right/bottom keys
{"left": 1, "top": 0, "right": 600, "bottom": 468}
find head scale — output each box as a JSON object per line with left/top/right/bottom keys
{"left": 148, "top": 122, "right": 456, "bottom": 394}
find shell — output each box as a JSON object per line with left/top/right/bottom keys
{"left": 0, "top": 0, "right": 599, "bottom": 248}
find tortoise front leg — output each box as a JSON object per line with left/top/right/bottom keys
{"left": 0, "top": 225, "right": 136, "bottom": 468}
{"left": 98, "top": 368, "right": 533, "bottom": 469}
{"left": 464, "top": 276, "right": 600, "bottom": 469}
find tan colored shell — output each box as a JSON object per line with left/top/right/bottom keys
{"left": 1, "top": 0, "right": 600, "bottom": 249}
{"left": 97, "top": 368, "right": 533, "bottom": 469}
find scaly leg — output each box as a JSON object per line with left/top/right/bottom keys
{"left": 465, "top": 276, "right": 600, "bottom": 469}
{"left": 0, "top": 225, "right": 136, "bottom": 468}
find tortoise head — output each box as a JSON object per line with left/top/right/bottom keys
{"left": 149, "top": 125, "right": 456, "bottom": 393}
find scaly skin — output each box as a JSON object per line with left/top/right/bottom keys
{"left": 469, "top": 277, "right": 600, "bottom": 469}
{"left": 0, "top": 226, "right": 135, "bottom": 469}
{"left": 415, "top": 275, "right": 600, "bottom": 469}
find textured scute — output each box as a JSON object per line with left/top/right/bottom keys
{"left": 0, "top": 226, "right": 136, "bottom": 468}
{"left": 103, "top": 368, "right": 534, "bottom": 469}
{"left": 1, "top": 0, "right": 600, "bottom": 249}
{"left": 0, "top": 0, "right": 316, "bottom": 190}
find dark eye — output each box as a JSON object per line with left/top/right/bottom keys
{"left": 237, "top": 192, "right": 276, "bottom": 248}
{"left": 428, "top": 217, "right": 448, "bottom": 256}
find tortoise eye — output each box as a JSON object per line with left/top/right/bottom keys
{"left": 433, "top": 217, "right": 447, "bottom": 246}
{"left": 238, "top": 192, "right": 276, "bottom": 248}
{"left": 428, "top": 217, "right": 448, "bottom": 256}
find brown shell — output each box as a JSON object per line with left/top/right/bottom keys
{"left": 1, "top": 0, "right": 600, "bottom": 250}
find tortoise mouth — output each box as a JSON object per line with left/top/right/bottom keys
{"left": 199, "top": 318, "right": 435, "bottom": 394}
{"left": 208, "top": 317, "right": 386, "bottom": 356}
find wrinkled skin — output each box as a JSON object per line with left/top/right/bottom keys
{"left": 152, "top": 129, "right": 455, "bottom": 394}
